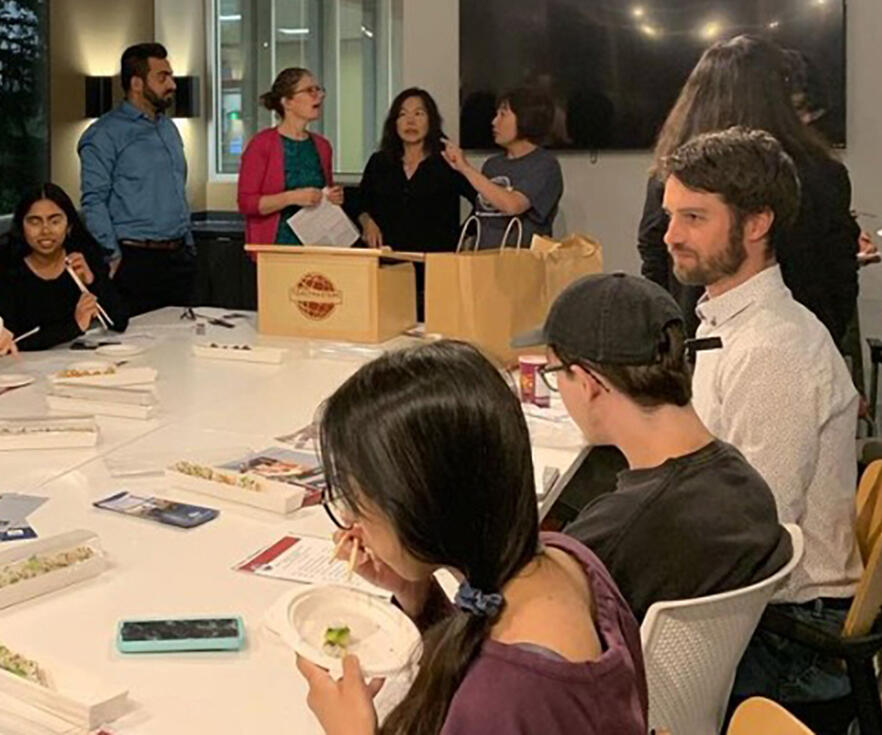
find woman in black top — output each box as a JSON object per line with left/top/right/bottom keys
{"left": 359, "top": 89, "right": 474, "bottom": 319}
{"left": 359, "top": 88, "right": 474, "bottom": 251}
{"left": 638, "top": 35, "right": 859, "bottom": 344}
{"left": 0, "top": 183, "right": 129, "bottom": 350}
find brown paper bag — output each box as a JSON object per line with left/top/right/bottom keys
{"left": 530, "top": 233, "right": 604, "bottom": 303}
{"left": 425, "top": 222, "right": 604, "bottom": 364}
{"left": 425, "top": 217, "right": 547, "bottom": 364}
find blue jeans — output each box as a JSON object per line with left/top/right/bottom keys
{"left": 731, "top": 600, "right": 852, "bottom": 703}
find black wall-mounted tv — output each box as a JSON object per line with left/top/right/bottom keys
{"left": 460, "top": 1, "right": 846, "bottom": 150}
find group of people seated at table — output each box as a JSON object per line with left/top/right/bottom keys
{"left": 0, "top": 33, "right": 872, "bottom": 735}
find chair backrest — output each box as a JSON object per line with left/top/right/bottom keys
{"left": 845, "top": 525, "right": 882, "bottom": 637}
{"left": 641, "top": 524, "right": 805, "bottom": 735}
{"left": 727, "top": 697, "right": 814, "bottom": 735}
{"left": 856, "top": 460, "right": 882, "bottom": 565}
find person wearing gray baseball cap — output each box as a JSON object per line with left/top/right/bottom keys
{"left": 513, "top": 272, "right": 790, "bottom": 623}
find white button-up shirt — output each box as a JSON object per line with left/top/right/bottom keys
{"left": 692, "top": 265, "right": 861, "bottom": 603}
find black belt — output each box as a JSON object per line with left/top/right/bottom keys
{"left": 119, "top": 238, "right": 184, "bottom": 251}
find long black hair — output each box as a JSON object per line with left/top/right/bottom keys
{"left": 379, "top": 87, "right": 445, "bottom": 160}
{"left": 318, "top": 340, "right": 539, "bottom": 735}
{"left": 651, "top": 34, "right": 832, "bottom": 175}
{"left": 11, "top": 183, "right": 107, "bottom": 271}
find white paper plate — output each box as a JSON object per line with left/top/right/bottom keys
{"left": 95, "top": 344, "right": 144, "bottom": 358}
{"left": 281, "top": 585, "right": 421, "bottom": 677}
{"left": 0, "top": 374, "right": 35, "bottom": 389}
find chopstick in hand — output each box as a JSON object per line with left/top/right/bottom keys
{"left": 347, "top": 538, "right": 359, "bottom": 581}
{"left": 13, "top": 326, "right": 40, "bottom": 344}
{"left": 64, "top": 262, "right": 114, "bottom": 329}
{"left": 330, "top": 532, "right": 362, "bottom": 581}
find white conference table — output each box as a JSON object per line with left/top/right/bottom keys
{"left": 0, "top": 308, "right": 586, "bottom": 734}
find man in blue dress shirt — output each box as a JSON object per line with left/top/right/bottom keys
{"left": 78, "top": 43, "right": 195, "bottom": 316}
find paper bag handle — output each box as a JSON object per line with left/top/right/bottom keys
{"left": 456, "top": 215, "right": 482, "bottom": 253}
{"left": 499, "top": 217, "right": 523, "bottom": 251}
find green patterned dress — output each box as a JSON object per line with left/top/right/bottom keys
{"left": 274, "top": 135, "right": 327, "bottom": 244}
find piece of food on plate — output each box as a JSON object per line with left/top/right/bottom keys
{"left": 0, "top": 643, "right": 48, "bottom": 685}
{"left": 322, "top": 624, "right": 351, "bottom": 658}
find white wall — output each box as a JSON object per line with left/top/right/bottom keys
{"left": 841, "top": 1, "right": 882, "bottom": 342}
{"left": 402, "top": 0, "right": 882, "bottom": 336}
{"left": 154, "top": 0, "right": 207, "bottom": 210}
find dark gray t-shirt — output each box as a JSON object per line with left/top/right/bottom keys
{"left": 565, "top": 440, "right": 792, "bottom": 622}
{"left": 473, "top": 147, "right": 563, "bottom": 249}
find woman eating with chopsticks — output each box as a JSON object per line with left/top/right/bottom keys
{"left": 0, "top": 183, "right": 128, "bottom": 350}
{"left": 298, "top": 340, "right": 647, "bottom": 735}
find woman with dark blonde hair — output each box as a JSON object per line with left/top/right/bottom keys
{"left": 638, "top": 34, "right": 859, "bottom": 343}
{"left": 237, "top": 67, "right": 343, "bottom": 245}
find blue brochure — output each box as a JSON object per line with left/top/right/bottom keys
{"left": 94, "top": 490, "right": 219, "bottom": 529}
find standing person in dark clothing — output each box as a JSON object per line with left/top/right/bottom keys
{"left": 637, "top": 35, "right": 859, "bottom": 344}
{"left": 512, "top": 273, "right": 791, "bottom": 622}
{"left": 0, "top": 184, "right": 128, "bottom": 350}
{"left": 358, "top": 88, "right": 475, "bottom": 318}
{"left": 78, "top": 43, "right": 195, "bottom": 316}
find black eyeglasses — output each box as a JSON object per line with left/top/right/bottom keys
{"left": 322, "top": 487, "right": 354, "bottom": 530}
{"left": 538, "top": 362, "right": 610, "bottom": 393}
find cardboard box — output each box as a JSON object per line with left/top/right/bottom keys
{"left": 245, "top": 246, "right": 420, "bottom": 343}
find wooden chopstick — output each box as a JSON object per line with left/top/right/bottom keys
{"left": 64, "top": 264, "right": 114, "bottom": 329}
{"left": 13, "top": 326, "right": 40, "bottom": 344}
{"left": 330, "top": 534, "right": 361, "bottom": 581}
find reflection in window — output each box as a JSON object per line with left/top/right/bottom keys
{"left": 214, "top": 0, "right": 398, "bottom": 176}
{"left": 0, "top": 0, "right": 49, "bottom": 213}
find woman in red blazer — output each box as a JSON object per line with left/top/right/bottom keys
{"left": 237, "top": 67, "right": 343, "bottom": 245}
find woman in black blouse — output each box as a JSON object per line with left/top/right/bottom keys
{"left": 0, "top": 183, "right": 128, "bottom": 350}
{"left": 638, "top": 35, "right": 859, "bottom": 343}
{"left": 359, "top": 88, "right": 475, "bottom": 318}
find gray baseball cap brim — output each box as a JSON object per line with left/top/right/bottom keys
{"left": 510, "top": 273, "right": 684, "bottom": 364}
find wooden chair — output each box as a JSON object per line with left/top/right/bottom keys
{"left": 726, "top": 697, "right": 814, "bottom": 734}
{"left": 761, "top": 527, "right": 882, "bottom": 734}
{"left": 856, "top": 459, "right": 882, "bottom": 564}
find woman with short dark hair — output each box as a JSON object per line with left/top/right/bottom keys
{"left": 0, "top": 183, "right": 128, "bottom": 350}
{"left": 297, "top": 340, "right": 648, "bottom": 735}
{"left": 237, "top": 67, "right": 343, "bottom": 245}
{"left": 638, "top": 34, "right": 859, "bottom": 343}
{"left": 442, "top": 88, "right": 563, "bottom": 249}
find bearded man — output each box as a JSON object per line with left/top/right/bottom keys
{"left": 662, "top": 126, "right": 861, "bottom": 710}
{"left": 78, "top": 43, "right": 195, "bottom": 315}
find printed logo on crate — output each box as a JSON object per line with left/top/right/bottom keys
{"left": 289, "top": 272, "right": 343, "bottom": 320}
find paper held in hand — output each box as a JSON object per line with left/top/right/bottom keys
{"left": 287, "top": 190, "right": 360, "bottom": 247}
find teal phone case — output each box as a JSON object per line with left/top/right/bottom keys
{"left": 116, "top": 615, "right": 245, "bottom": 653}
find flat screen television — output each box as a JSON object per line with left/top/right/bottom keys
{"left": 460, "top": 1, "right": 846, "bottom": 150}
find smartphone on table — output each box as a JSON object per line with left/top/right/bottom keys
{"left": 116, "top": 615, "right": 245, "bottom": 653}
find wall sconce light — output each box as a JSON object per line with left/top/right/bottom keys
{"left": 172, "top": 76, "right": 200, "bottom": 118}
{"left": 84, "top": 76, "right": 114, "bottom": 118}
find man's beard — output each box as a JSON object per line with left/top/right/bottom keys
{"left": 144, "top": 86, "right": 174, "bottom": 113}
{"left": 672, "top": 217, "right": 747, "bottom": 287}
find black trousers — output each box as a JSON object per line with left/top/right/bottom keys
{"left": 115, "top": 245, "right": 196, "bottom": 317}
